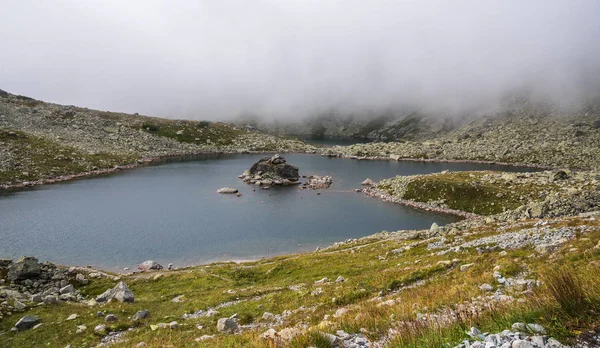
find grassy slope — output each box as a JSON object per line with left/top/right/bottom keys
{"left": 0, "top": 129, "right": 136, "bottom": 184}
{"left": 377, "top": 171, "right": 555, "bottom": 215}
{"left": 1, "top": 218, "right": 599, "bottom": 347}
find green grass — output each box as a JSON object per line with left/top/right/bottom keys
{"left": 0, "top": 129, "right": 136, "bottom": 185}
{"left": 1, "top": 211, "right": 599, "bottom": 347}
{"left": 377, "top": 171, "right": 554, "bottom": 215}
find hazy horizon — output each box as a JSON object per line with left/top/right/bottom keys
{"left": 2, "top": 1, "right": 600, "bottom": 120}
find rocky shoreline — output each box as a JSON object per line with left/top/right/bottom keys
{"left": 0, "top": 149, "right": 317, "bottom": 191}
{"left": 362, "top": 186, "right": 480, "bottom": 219}
{"left": 321, "top": 152, "right": 554, "bottom": 170}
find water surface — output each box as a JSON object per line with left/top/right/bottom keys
{"left": 0, "top": 154, "right": 535, "bottom": 270}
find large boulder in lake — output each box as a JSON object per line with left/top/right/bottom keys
{"left": 249, "top": 154, "right": 299, "bottom": 181}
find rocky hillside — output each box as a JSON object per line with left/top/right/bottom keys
{"left": 0, "top": 90, "right": 316, "bottom": 187}
{"left": 1, "top": 199, "right": 600, "bottom": 347}
{"left": 320, "top": 102, "right": 600, "bottom": 170}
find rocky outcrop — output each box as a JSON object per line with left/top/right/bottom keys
{"left": 249, "top": 154, "right": 299, "bottom": 180}
{"left": 239, "top": 154, "right": 300, "bottom": 186}
{"left": 7, "top": 256, "right": 42, "bottom": 281}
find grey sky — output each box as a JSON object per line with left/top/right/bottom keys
{"left": 1, "top": 1, "right": 599, "bottom": 120}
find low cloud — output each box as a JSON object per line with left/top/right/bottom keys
{"left": 1, "top": 0, "right": 599, "bottom": 120}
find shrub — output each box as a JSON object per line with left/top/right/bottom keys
{"left": 142, "top": 123, "right": 159, "bottom": 132}
{"left": 196, "top": 121, "right": 211, "bottom": 129}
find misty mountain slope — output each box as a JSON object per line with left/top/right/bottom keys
{"left": 319, "top": 100, "right": 600, "bottom": 170}
{"left": 0, "top": 91, "right": 315, "bottom": 186}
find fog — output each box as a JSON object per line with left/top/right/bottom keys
{"left": 1, "top": 1, "right": 599, "bottom": 120}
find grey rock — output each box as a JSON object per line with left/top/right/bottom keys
{"left": 133, "top": 310, "right": 149, "bottom": 320}
{"left": 43, "top": 295, "right": 58, "bottom": 304}
{"left": 479, "top": 284, "right": 494, "bottom": 292}
{"left": 95, "top": 281, "right": 134, "bottom": 303}
{"left": 511, "top": 340, "right": 533, "bottom": 348}
{"left": 216, "top": 187, "right": 238, "bottom": 194}
{"left": 59, "top": 284, "right": 75, "bottom": 294}
{"left": 15, "top": 315, "right": 41, "bottom": 330}
{"left": 216, "top": 317, "right": 238, "bottom": 333}
{"left": 7, "top": 257, "right": 41, "bottom": 281}
{"left": 249, "top": 155, "right": 299, "bottom": 180}
{"left": 137, "top": 260, "right": 163, "bottom": 271}
{"left": 105, "top": 314, "right": 118, "bottom": 322}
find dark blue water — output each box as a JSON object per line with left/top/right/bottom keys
{"left": 0, "top": 154, "right": 535, "bottom": 270}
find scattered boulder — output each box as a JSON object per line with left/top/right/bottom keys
{"left": 15, "top": 315, "right": 41, "bottom": 331}
{"left": 137, "top": 260, "right": 163, "bottom": 271}
{"left": 95, "top": 282, "right": 134, "bottom": 303}
{"left": 361, "top": 178, "right": 375, "bottom": 186}
{"left": 216, "top": 317, "right": 238, "bottom": 333}
{"left": 133, "top": 310, "right": 149, "bottom": 320}
{"left": 105, "top": 314, "right": 118, "bottom": 323}
{"left": 7, "top": 257, "right": 41, "bottom": 281}
{"left": 479, "top": 283, "right": 494, "bottom": 292}
{"left": 217, "top": 187, "right": 238, "bottom": 194}
{"left": 94, "top": 324, "right": 106, "bottom": 333}
{"left": 66, "top": 314, "right": 78, "bottom": 321}
{"left": 75, "top": 273, "right": 88, "bottom": 284}
{"left": 60, "top": 284, "right": 75, "bottom": 294}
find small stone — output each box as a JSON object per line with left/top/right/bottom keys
{"left": 66, "top": 314, "right": 78, "bottom": 321}
{"left": 511, "top": 340, "right": 533, "bottom": 348}
{"left": 132, "top": 310, "right": 149, "bottom": 320}
{"left": 460, "top": 263, "right": 474, "bottom": 271}
{"left": 511, "top": 322, "right": 527, "bottom": 332}
{"left": 105, "top": 314, "right": 118, "bottom": 323}
{"left": 94, "top": 324, "right": 106, "bottom": 333}
{"left": 75, "top": 274, "right": 88, "bottom": 285}
{"left": 261, "top": 312, "right": 275, "bottom": 321}
{"left": 169, "top": 321, "right": 179, "bottom": 329}
{"left": 525, "top": 323, "right": 546, "bottom": 334}
{"left": 479, "top": 284, "right": 494, "bottom": 292}
{"left": 335, "top": 276, "right": 346, "bottom": 283}
{"left": 217, "top": 187, "right": 238, "bottom": 194}
{"left": 314, "top": 277, "right": 329, "bottom": 284}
